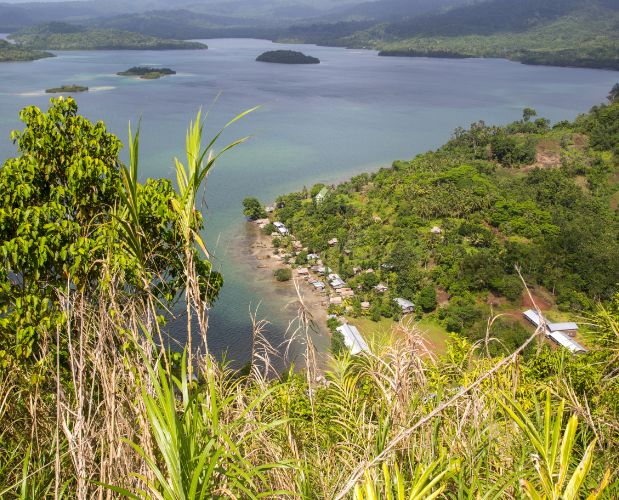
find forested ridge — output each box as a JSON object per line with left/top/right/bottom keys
{"left": 0, "top": 39, "right": 51, "bottom": 63}
{"left": 0, "top": 96, "right": 618, "bottom": 497}
{"left": 10, "top": 22, "right": 207, "bottom": 51}
{"left": 287, "top": 0, "right": 619, "bottom": 70}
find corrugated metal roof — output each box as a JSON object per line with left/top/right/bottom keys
{"left": 547, "top": 322, "right": 578, "bottom": 332}
{"left": 547, "top": 331, "right": 587, "bottom": 354}
{"left": 336, "top": 324, "right": 369, "bottom": 355}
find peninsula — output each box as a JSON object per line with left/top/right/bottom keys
{"left": 256, "top": 50, "right": 319, "bottom": 64}
{"left": 0, "top": 39, "right": 52, "bottom": 63}
{"left": 11, "top": 23, "right": 207, "bottom": 51}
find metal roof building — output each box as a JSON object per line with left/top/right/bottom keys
{"left": 336, "top": 324, "right": 369, "bottom": 355}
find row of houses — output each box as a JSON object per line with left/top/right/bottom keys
{"left": 523, "top": 309, "right": 587, "bottom": 354}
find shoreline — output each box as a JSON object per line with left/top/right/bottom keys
{"left": 244, "top": 221, "right": 332, "bottom": 368}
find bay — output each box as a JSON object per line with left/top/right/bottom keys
{"left": 0, "top": 38, "right": 616, "bottom": 366}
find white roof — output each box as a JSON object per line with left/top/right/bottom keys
{"left": 395, "top": 298, "right": 415, "bottom": 310}
{"left": 336, "top": 324, "right": 369, "bottom": 355}
{"left": 547, "top": 322, "right": 578, "bottom": 332}
{"left": 313, "top": 281, "right": 325, "bottom": 288}
{"left": 547, "top": 331, "right": 587, "bottom": 354}
{"left": 523, "top": 310, "right": 578, "bottom": 332}
{"left": 523, "top": 309, "right": 542, "bottom": 326}
{"left": 273, "top": 221, "right": 284, "bottom": 227}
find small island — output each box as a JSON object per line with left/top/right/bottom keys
{"left": 256, "top": 50, "right": 320, "bottom": 65}
{"left": 45, "top": 84, "right": 89, "bottom": 94}
{"left": 117, "top": 66, "right": 176, "bottom": 80}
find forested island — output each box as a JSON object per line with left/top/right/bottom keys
{"left": 45, "top": 84, "right": 88, "bottom": 93}
{"left": 256, "top": 50, "right": 320, "bottom": 64}
{"left": 10, "top": 22, "right": 207, "bottom": 51}
{"left": 117, "top": 66, "right": 176, "bottom": 79}
{"left": 0, "top": 39, "right": 51, "bottom": 62}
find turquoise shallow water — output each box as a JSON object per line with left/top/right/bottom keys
{"left": 0, "top": 38, "right": 617, "bottom": 366}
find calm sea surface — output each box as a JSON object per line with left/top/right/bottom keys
{"left": 0, "top": 38, "right": 616, "bottom": 366}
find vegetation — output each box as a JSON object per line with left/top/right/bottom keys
{"left": 45, "top": 84, "right": 88, "bottom": 93}
{"left": 256, "top": 50, "right": 320, "bottom": 64}
{"left": 270, "top": 101, "right": 619, "bottom": 348}
{"left": 274, "top": 267, "right": 293, "bottom": 281}
{"left": 117, "top": 66, "right": 176, "bottom": 80}
{"left": 286, "top": 0, "right": 619, "bottom": 70}
{"left": 11, "top": 22, "right": 207, "bottom": 51}
{"left": 0, "top": 39, "right": 52, "bottom": 63}
{"left": 243, "top": 196, "right": 268, "bottom": 220}
{"left": 1, "top": 96, "right": 618, "bottom": 497}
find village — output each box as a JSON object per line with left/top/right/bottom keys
{"left": 251, "top": 205, "right": 588, "bottom": 358}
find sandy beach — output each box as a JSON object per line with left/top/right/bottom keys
{"left": 244, "top": 221, "right": 332, "bottom": 368}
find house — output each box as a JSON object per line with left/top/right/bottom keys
{"left": 366, "top": 268, "right": 375, "bottom": 274}
{"left": 374, "top": 283, "right": 388, "bottom": 293}
{"left": 265, "top": 205, "right": 275, "bottom": 213}
{"left": 330, "top": 296, "right": 343, "bottom": 305}
{"left": 255, "top": 218, "right": 270, "bottom": 228}
{"left": 315, "top": 187, "right": 329, "bottom": 204}
{"left": 273, "top": 221, "right": 289, "bottom": 235}
{"left": 307, "top": 253, "right": 320, "bottom": 261}
{"left": 328, "top": 238, "right": 338, "bottom": 246}
{"left": 361, "top": 301, "right": 371, "bottom": 310}
{"left": 395, "top": 298, "right": 415, "bottom": 314}
{"left": 522, "top": 310, "right": 586, "bottom": 354}
{"left": 328, "top": 274, "right": 346, "bottom": 289}
{"left": 336, "top": 288, "right": 355, "bottom": 298}
{"left": 547, "top": 331, "right": 587, "bottom": 354}
{"left": 431, "top": 226, "right": 443, "bottom": 235}
{"left": 297, "top": 268, "right": 309, "bottom": 276}
{"left": 523, "top": 310, "right": 579, "bottom": 334}
{"left": 336, "top": 324, "right": 369, "bottom": 355}
{"left": 313, "top": 281, "right": 326, "bottom": 291}
{"left": 293, "top": 241, "right": 303, "bottom": 250}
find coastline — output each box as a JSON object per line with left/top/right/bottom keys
{"left": 244, "top": 221, "right": 332, "bottom": 368}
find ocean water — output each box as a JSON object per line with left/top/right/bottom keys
{"left": 0, "top": 37, "right": 616, "bottom": 366}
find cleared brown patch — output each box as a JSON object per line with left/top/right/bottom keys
{"left": 522, "top": 139, "right": 561, "bottom": 172}
{"left": 436, "top": 288, "right": 450, "bottom": 306}
{"left": 486, "top": 292, "right": 506, "bottom": 308}
{"left": 521, "top": 287, "right": 554, "bottom": 311}
{"left": 572, "top": 133, "right": 588, "bottom": 149}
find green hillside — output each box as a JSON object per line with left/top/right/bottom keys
{"left": 270, "top": 98, "right": 619, "bottom": 350}
{"left": 288, "top": 0, "right": 619, "bottom": 70}
{"left": 11, "top": 22, "right": 207, "bottom": 50}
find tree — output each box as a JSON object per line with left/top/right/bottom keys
{"left": 417, "top": 286, "right": 437, "bottom": 312}
{"left": 274, "top": 268, "right": 292, "bottom": 282}
{"left": 608, "top": 83, "right": 619, "bottom": 103}
{"left": 0, "top": 98, "right": 222, "bottom": 362}
{"left": 522, "top": 107, "right": 537, "bottom": 123}
{"left": 242, "top": 197, "right": 267, "bottom": 220}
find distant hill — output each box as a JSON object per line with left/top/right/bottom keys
{"left": 84, "top": 10, "right": 282, "bottom": 40}
{"left": 287, "top": 0, "right": 619, "bottom": 70}
{"left": 11, "top": 23, "right": 207, "bottom": 50}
